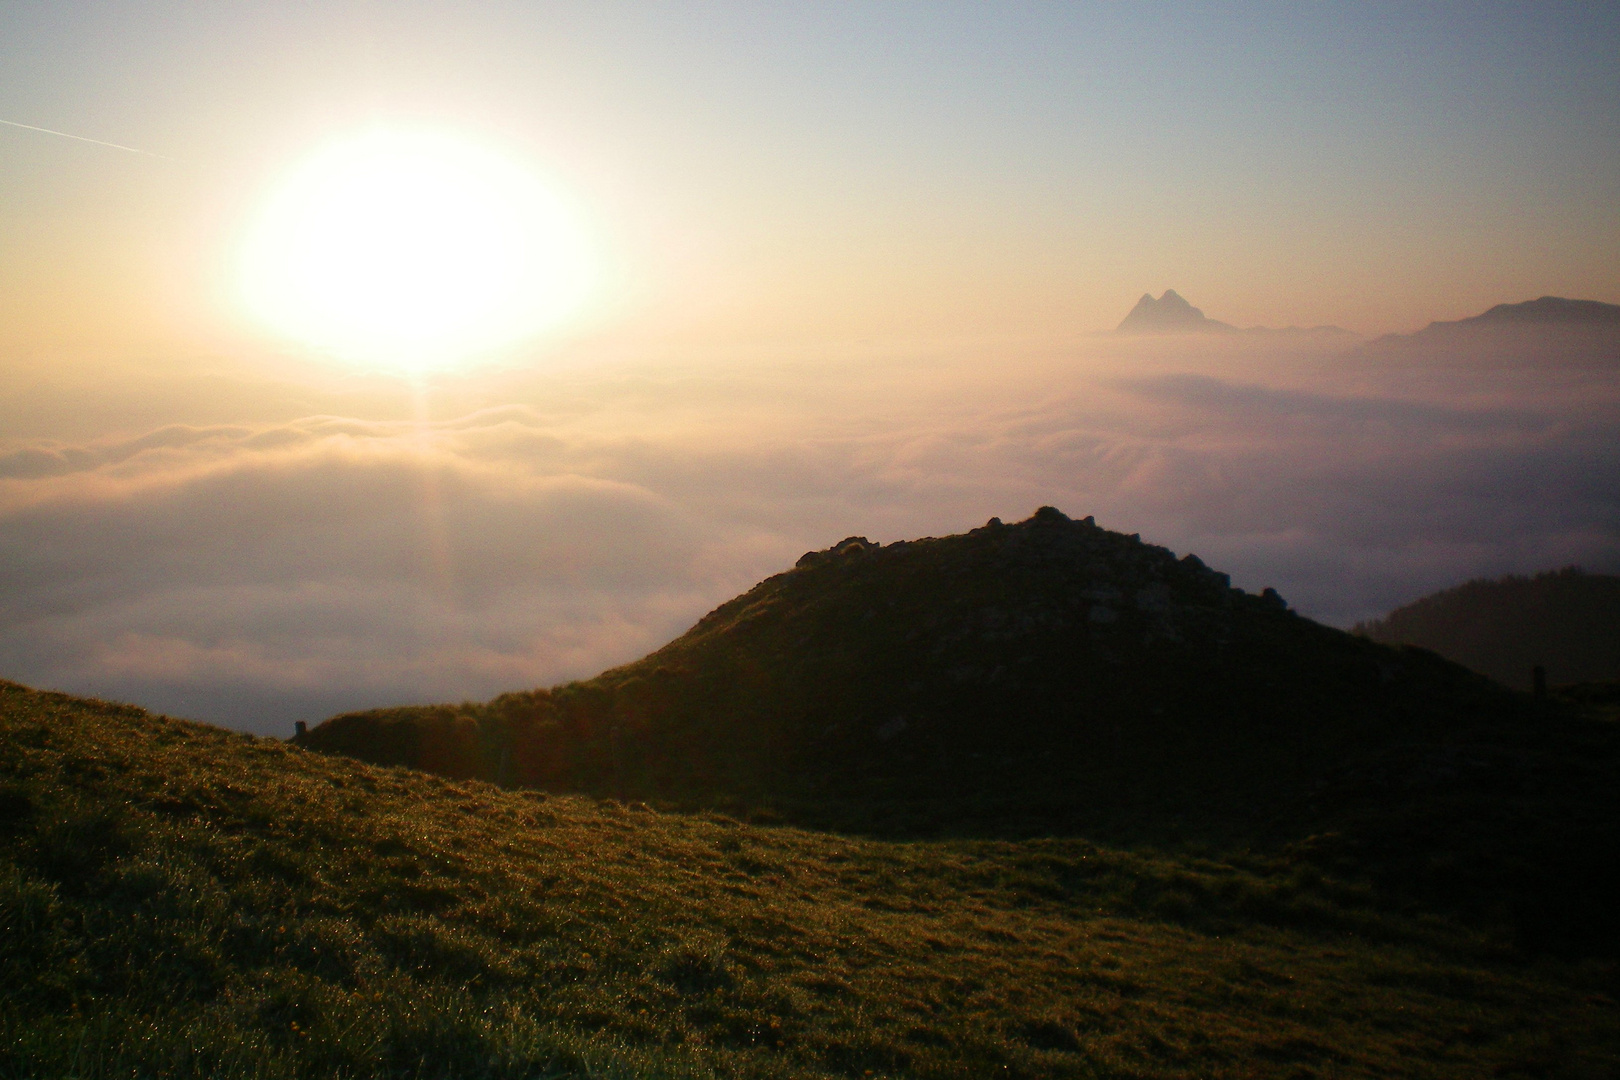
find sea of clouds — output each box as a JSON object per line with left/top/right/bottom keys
{"left": 3, "top": 334, "right": 1617, "bottom": 733}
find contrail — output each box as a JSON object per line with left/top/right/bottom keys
{"left": 0, "top": 117, "right": 171, "bottom": 159}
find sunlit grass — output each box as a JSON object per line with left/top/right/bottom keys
{"left": 1, "top": 680, "right": 1616, "bottom": 1078}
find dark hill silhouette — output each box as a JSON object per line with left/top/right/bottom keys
{"left": 1355, "top": 567, "right": 1620, "bottom": 691}
{"left": 305, "top": 508, "right": 1521, "bottom": 837}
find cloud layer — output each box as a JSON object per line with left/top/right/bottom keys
{"left": 4, "top": 339, "right": 1617, "bottom": 733}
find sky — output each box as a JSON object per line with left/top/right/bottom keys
{"left": 2, "top": 2, "right": 1618, "bottom": 732}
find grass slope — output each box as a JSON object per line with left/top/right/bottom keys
{"left": 3, "top": 680, "right": 1620, "bottom": 1079}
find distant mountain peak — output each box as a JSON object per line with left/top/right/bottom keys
{"left": 1117, "top": 289, "right": 1233, "bottom": 333}
{"left": 1114, "top": 291, "right": 1351, "bottom": 338}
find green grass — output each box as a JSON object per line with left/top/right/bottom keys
{"left": 2, "top": 680, "right": 1618, "bottom": 1079}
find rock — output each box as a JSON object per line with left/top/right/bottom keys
{"left": 1134, "top": 583, "right": 1172, "bottom": 614}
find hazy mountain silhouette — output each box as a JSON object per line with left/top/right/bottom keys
{"left": 1366, "top": 296, "right": 1620, "bottom": 362}
{"left": 305, "top": 508, "right": 1521, "bottom": 837}
{"left": 1423, "top": 296, "right": 1620, "bottom": 330}
{"left": 1117, "top": 289, "right": 1235, "bottom": 333}
{"left": 1115, "top": 290, "right": 1351, "bottom": 337}
{"left": 1355, "top": 568, "right": 1620, "bottom": 691}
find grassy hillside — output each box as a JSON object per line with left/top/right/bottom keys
{"left": 1356, "top": 568, "right": 1620, "bottom": 690}
{"left": 306, "top": 509, "right": 1524, "bottom": 839}
{"left": 3, "top": 679, "right": 1619, "bottom": 1079}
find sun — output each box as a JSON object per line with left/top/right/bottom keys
{"left": 240, "top": 129, "right": 595, "bottom": 372}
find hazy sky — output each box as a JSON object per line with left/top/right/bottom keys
{"left": 3, "top": 3, "right": 1618, "bottom": 731}
{"left": 3, "top": 1, "right": 1617, "bottom": 355}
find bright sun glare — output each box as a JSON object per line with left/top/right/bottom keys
{"left": 240, "top": 129, "right": 594, "bottom": 372}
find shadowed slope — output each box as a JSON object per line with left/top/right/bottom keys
{"left": 1356, "top": 567, "right": 1620, "bottom": 690}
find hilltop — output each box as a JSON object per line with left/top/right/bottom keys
{"left": 308, "top": 508, "right": 1517, "bottom": 837}
{"left": 1356, "top": 567, "right": 1620, "bottom": 691}
{"left": 295, "top": 510, "right": 1620, "bottom": 969}
{"left": 3, "top": 679, "right": 1619, "bottom": 1078}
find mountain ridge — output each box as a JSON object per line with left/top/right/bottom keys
{"left": 1365, "top": 295, "right": 1620, "bottom": 359}
{"left": 1112, "top": 290, "right": 1620, "bottom": 343}
{"left": 1418, "top": 295, "right": 1620, "bottom": 332}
